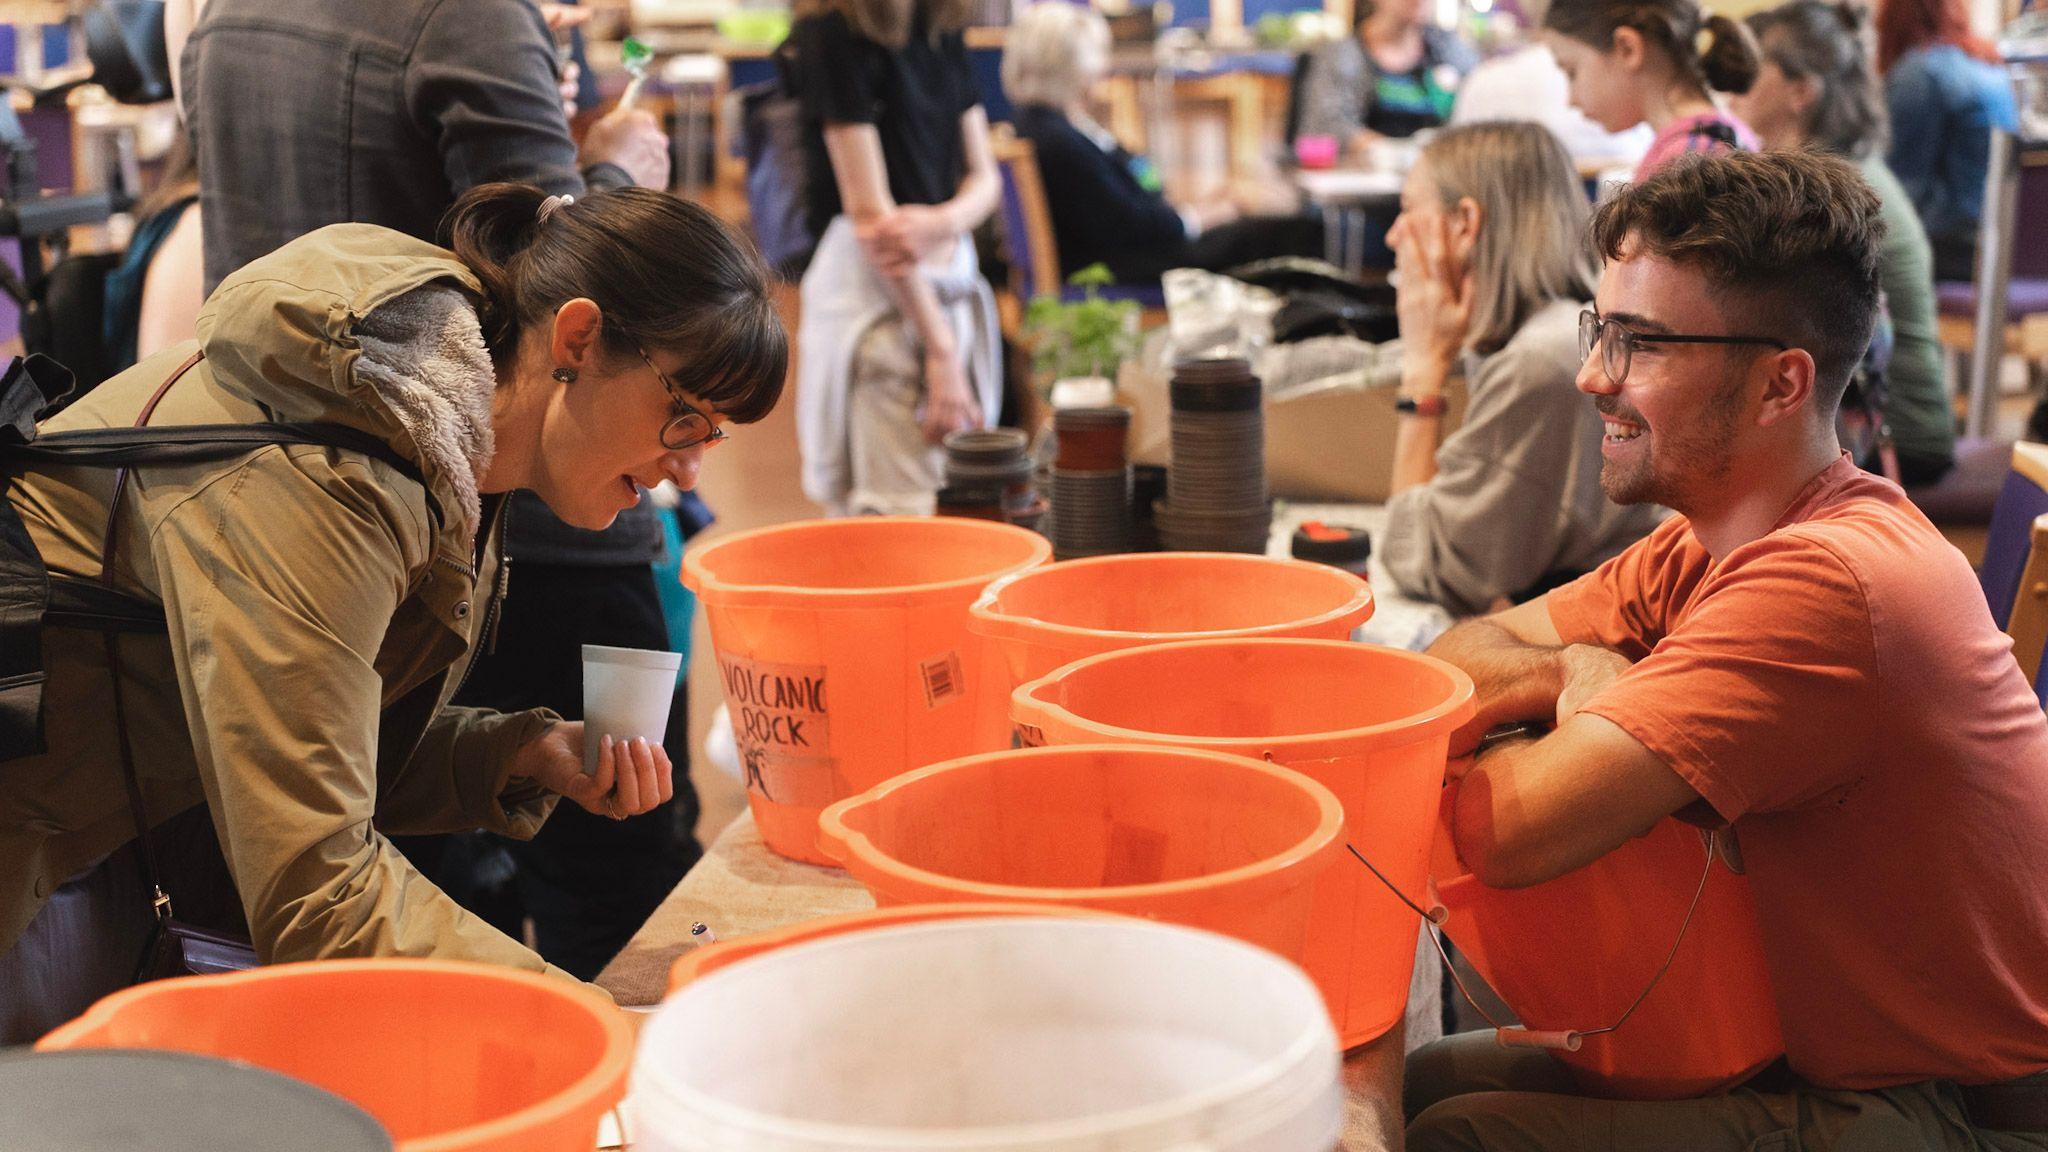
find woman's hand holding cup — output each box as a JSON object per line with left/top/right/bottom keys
{"left": 513, "top": 721, "right": 675, "bottom": 821}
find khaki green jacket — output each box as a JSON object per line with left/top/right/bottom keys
{"left": 0, "top": 225, "right": 569, "bottom": 976}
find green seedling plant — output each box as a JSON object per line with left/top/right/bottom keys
{"left": 1022, "top": 264, "right": 1141, "bottom": 392}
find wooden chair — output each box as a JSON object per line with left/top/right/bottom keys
{"left": 989, "top": 123, "right": 1167, "bottom": 309}
{"left": 2004, "top": 512, "right": 2048, "bottom": 704}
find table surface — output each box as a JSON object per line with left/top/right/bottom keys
{"left": 1294, "top": 168, "right": 1406, "bottom": 203}
{"left": 597, "top": 504, "right": 1441, "bottom": 1151}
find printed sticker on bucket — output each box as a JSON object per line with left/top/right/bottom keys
{"left": 920, "top": 652, "right": 965, "bottom": 710}
{"left": 720, "top": 655, "right": 839, "bottom": 808}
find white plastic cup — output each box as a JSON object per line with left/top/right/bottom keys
{"left": 582, "top": 644, "right": 683, "bottom": 773}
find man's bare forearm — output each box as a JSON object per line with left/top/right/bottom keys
{"left": 1428, "top": 618, "right": 1568, "bottom": 750}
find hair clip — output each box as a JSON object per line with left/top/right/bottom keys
{"left": 536, "top": 194, "right": 575, "bottom": 225}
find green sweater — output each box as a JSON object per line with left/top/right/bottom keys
{"left": 1861, "top": 155, "right": 1953, "bottom": 470}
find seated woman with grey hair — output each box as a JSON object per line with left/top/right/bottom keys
{"left": 1002, "top": 0, "right": 1320, "bottom": 286}
{"left": 1380, "top": 121, "right": 1664, "bottom": 615}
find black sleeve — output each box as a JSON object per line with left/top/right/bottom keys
{"left": 1028, "top": 119, "right": 1186, "bottom": 253}
{"left": 793, "top": 13, "right": 880, "bottom": 125}
{"left": 408, "top": 0, "right": 585, "bottom": 197}
{"left": 945, "top": 31, "right": 980, "bottom": 117}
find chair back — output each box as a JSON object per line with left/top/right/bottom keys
{"left": 2015, "top": 153, "right": 2048, "bottom": 283}
{"left": 1981, "top": 441, "right": 2048, "bottom": 628}
{"left": 2004, "top": 513, "right": 2048, "bottom": 706}
{"left": 1282, "top": 50, "right": 1316, "bottom": 147}
{"left": 991, "top": 124, "right": 1063, "bottom": 303}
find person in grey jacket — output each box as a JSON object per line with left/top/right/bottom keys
{"left": 182, "top": 0, "right": 697, "bottom": 978}
{"left": 1380, "top": 122, "right": 1664, "bottom": 616}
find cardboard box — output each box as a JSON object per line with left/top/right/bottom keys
{"left": 1124, "top": 358, "right": 1470, "bottom": 505}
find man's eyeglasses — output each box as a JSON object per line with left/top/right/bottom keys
{"left": 1578, "top": 310, "right": 1789, "bottom": 386}
{"left": 637, "top": 345, "right": 728, "bottom": 451}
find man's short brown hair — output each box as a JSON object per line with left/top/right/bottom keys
{"left": 1590, "top": 149, "right": 1885, "bottom": 410}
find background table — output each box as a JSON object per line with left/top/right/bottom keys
{"left": 1293, "top": 169, "right": 1404, "bottom": 276}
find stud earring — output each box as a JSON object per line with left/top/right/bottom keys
{"left": 552, "top": 367, "right": 577, "bottom": 384}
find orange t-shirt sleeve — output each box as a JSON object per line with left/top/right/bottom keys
{"left": 1546, "top": 516, "right": 1711, "bottom": 659}
{"left": 1566, "top": 531, "right": 1882, "bottom": 822}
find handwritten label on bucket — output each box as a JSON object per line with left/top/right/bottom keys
{"left": 720, "top": 655, "right": 839, "bottom": 808}
{"left": 920, "top": 652, "right": 965, "bottom": 710}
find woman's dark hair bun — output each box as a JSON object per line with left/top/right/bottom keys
{"left": 442, "top": 183, "right": 554, "bottom": 353}
{"left": 1700, "top": 12, "right": 1762, "bottom": 93}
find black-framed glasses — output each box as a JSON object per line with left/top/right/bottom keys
{"left": 1578, "top": 310, "right": 1789, "bottom": 386}
{"left": 638, "top": 345, "right": 728, "bottom": 451}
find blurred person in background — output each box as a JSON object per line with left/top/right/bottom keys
{"left": 1734, "top": 0, "right": 1955, "bottom": 484}
{"left": 1380, "top": 121, "right": 1664, "bottom": 616}
{"left": 1543, "top": 0, "right": 1763, "bottom": 177}
{"left": 1449, "top": 0, "right": 1653, "bottom": 166}
{"left": 1297, "top": 0, "right": 1481, "bottom": 153}
{"left": 1002, "top": 1, "right": 1321, "bottom": 288}
{"left": 790, "top": 0, "right": 1002, "bottom": 516}
{"left": 1878, "top": 0, "right": 2018, "bottom": 282}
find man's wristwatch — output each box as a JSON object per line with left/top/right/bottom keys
{"left": 1395, "top": 394, "right": 1449, "bottom": 417}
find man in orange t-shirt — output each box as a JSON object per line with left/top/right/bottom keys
{"left": 1405, "top": 150, "right": 2048, "bottom": 1151}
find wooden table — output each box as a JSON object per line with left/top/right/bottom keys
{"left": 598, "top": 812, "right": 1407, "bottom": 1151}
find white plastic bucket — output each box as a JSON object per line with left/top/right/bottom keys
{"left": 630, "top": 917, "right": 1342, "bottom": 1152}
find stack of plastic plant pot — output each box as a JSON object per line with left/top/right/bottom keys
{"left": 938, "top": 428, "right": 1044, "bottom": 531}
{"left": 1048, "top": 406, "right": 1132, "bottom": 559}
{"left": 1156, "top": 358, "right": 1271, "bottom": 553}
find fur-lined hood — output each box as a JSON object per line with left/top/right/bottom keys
{"left": 195, "top": 223, "right": 499, "bottom": 544}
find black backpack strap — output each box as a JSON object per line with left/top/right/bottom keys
{"left": 0, "top": 351, "right": 444, "bottom": 765}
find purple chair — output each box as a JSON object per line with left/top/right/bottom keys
{"left": 1978, "top": 442, "right": 2048, "bottom": 630}
{"left": 1937, "top": 156, "right": 2048, "bottom": 441}
{"left": 1936, "top": 156, "right": 2048, "bottom": 329}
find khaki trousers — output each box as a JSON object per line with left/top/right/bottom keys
{"left": 1405, "top": 1032, "right": 2048, "bottom": 1152}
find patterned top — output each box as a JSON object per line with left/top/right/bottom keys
{"left": 1295, "top": 27, "right": 1480, "bottom": 142}
{"left": 1634, "top": 109, "right": 1760, "bottom": 180}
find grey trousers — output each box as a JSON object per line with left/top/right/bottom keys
{"left": 1405, "top": 1032, "right": 2048, "bottom": 1152}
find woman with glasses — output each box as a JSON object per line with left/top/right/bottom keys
{"left": 0, "top": 182, "right": 786, "bottom": 1038}
{"left": 1380, "top": 122, "right": 1664, "bottom": 616}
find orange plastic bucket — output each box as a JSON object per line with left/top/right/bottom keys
{"left": 1431, "top": 784, "right": 1784, "bottom": 1099}
{"left": 967, "top": 552, "right": 1374, "bottom": 692}
{"left": 38, "top": 959, "right": 632, "bottom": 1152}
{"left": 667, "top": 903, "right": 1120, "bottom": 995}
{"left": 1010, "top": 639, "right": 1474, "bottom": 1048}
{"left": 685, "top": 516, "right": 1052, "bottom": 863}
{"left": 815, "top": 744, "right": 1346, "bottom": 965}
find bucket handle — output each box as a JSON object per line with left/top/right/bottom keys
{"left": 1344, "top": 825, "right": 1720, "bottom": 1054}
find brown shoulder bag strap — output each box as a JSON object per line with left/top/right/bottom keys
{"left": 101, "top": 349, "right": 205, "bottom": 921}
